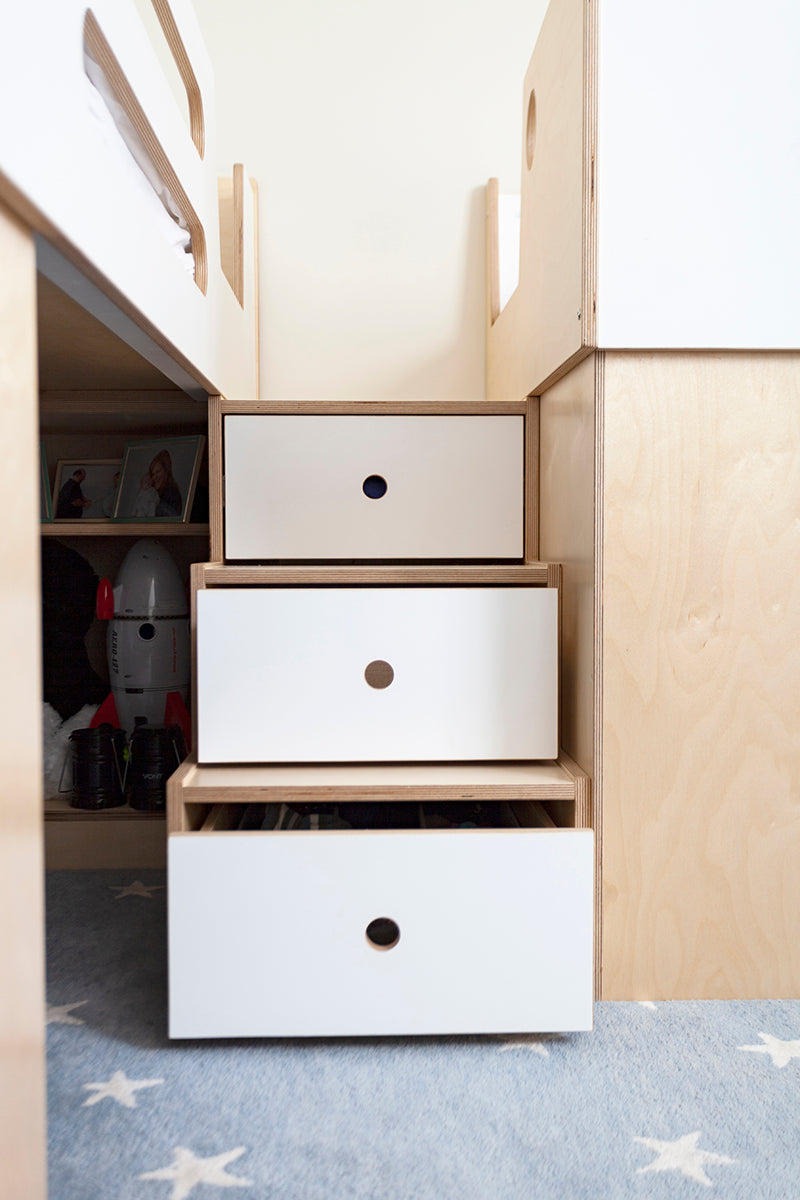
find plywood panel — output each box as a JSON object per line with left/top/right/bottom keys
{"left": 486, "top": 0, "right": 594, "bottom": 400}
{"left": 0, "top": 202, "right": 46, "bottom": 1199}
{"left": 538, "top": 353, "right": 597, "bottom": 777}
{"left": 601, "top": 352, "right": 800, "bottom": 1000}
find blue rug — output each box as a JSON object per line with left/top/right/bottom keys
{"left": 46, "top": 870, "right": 800, "bottom": 1199}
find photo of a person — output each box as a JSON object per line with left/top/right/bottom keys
{"left": 113, "top": 436, "right": 204, "bottom": 523}
{"left": 52, "top": 460, "right": 123, "bottom": 523}
{"left": 131, "top": 471, "right": 160, "bottom": 518}
{"left": 55, "top": 468, "right": 91, "bottom": 518}
{"left": 148, "top": 449, "right": 183, "bottom": 517}
{"left": 86, "top": 470, "right": 120, "bottom": 519}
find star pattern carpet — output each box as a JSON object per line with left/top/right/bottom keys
{"left": 46, "top": 871, "right": 800, "bottom": 1199}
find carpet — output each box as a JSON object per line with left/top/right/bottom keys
{"left": 46, "top": 870, "right": 800, "bottom": 1199}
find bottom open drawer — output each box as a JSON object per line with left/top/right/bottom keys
{"left": 168, "top": 802, "right": 593, "bottom": 1038}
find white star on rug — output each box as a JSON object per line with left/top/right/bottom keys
{"left": 738, "top": 1031, "right": 800, "bottom": 1068}
{"left": 635, "top": 1131, "right": 735, "bottom": 1186}
{"left": 139, "top": 1146, "right": 252, "bottom": 1199}
{"left": 109, "top": 880, "right": 165, "bottom": 899}
{"left": 83, "top": 1069, "right": 164, "bottom": 1109}
{"left": 46, "top": 1000, "right": 87, "bottom": 1025}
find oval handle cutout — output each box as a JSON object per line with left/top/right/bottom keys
{"left": 364, "top": 660, "right": 394, "bottom": 689}
{"left": 362, "top": 474, "right": 388, "bottom": 499}
{"left": 366, "top": 917, "right": 400, "bottom": 950}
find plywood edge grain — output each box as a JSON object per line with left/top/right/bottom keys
{"left": 196, "top": 563, "right": 553, "bottom": 587}
{"left": 207, "top": 394, "right": 224, "bottom": 561}
{"left": 219, "top": 399, "right": 528, "bottom": 415}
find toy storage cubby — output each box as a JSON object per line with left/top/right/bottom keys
{"left": 166, "top": 398, "right": 595, "bottom": 1037}
{"left": 38, "top": 276, "right": 210, "bottom": 868}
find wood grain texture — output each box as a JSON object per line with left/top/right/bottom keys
{"left": 0, "top": 202, "right": 46, "bottom": 1199}
{"left": 197, "top": 563, "right": 552, "bottom": 588}
{"left": 486, "top": 0, "right": 591, "bottom": 400}
{"left": 219, "top": 398, "right": 527, "bottom": 416}
{"left": 524, "top": 396, "right": 540, "bottom": 561}
{"left": 601, "top": 352, "right": 800, "bottom": 1000}
{"left": 207, "top": 394, "right": 223, "bottom": 561}
{"left": 538, "top": 354, "right": 597, "bottom": 778}
{"left": 173, "top": 756, "right": 579, "bottom": 804}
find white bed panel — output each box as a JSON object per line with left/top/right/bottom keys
{"left": 596, "top": 0, "right": 800, "bottom": 349}
{"left": 0, "top": 0, "right": 257, "bottom": 399}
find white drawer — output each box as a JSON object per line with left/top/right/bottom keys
{"left": 168, "top": 820, "right": 594, "bottom": 1037}
{"left": 196, "top": 586, "right": 558, "bottom": 763}
{"left": 223, "top": 415, "right": 524, "bottom": 559}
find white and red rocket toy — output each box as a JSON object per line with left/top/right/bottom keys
{"left": 92, "top": 539, "right": 191, "bottom": 746}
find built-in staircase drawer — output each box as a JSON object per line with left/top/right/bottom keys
{"left": 168, "top": 810, "right": 594, "bottom": 1038}
{"left": 223, "top": 414, "right": 524, "bottom": 559}
{"left": 195, "top": 585, "right": 558, "bottom": 763}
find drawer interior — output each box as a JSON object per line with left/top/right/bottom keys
{"left": 181, "top": 797, "right": 561, "bottom": 833}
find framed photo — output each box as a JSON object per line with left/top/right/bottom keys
{"left": 52, "top": 459, "right": 122, "bottom": 522}
{"left": 113, "top": 435, "right": 206, "bottom": 523}
{"left": 40, "top": 441, "right": 52, "bottom": 522}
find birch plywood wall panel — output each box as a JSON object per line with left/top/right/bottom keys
{"left": 600, "top": 352, "right": 800, "bottom": 1000}
{"left": 538, "top": 353, "right": 597, "bottom": 779}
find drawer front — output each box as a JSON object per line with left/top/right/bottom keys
{"left": 168, "top": 827, "right": 594, "bottom": 1037}
{"left": 223, "top": 415, "right": 524, "bottom": 559}
{"left": 196, "top": 587, "right": 558, "bottom": 763}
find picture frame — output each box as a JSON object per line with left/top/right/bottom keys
{"left": 52, "top": 459, "right": 122, "bottom": 522}
{"left": 113, "top": 435, "right": 206, "bottom": 523}
{"left": 40, "top": 441, "right": 52, "bottom": 522}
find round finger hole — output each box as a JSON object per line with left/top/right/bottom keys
{"left": 362, "top": 474, "right": 388, "bottom": 499}
{"left": 366, "top": 917, "right": 400, "bottom": 950}
{"left": 138, "top": 622, "right": 156, "bottom": 641}
{"left": 364, "top": 659, "right": 394, "bottom": 689}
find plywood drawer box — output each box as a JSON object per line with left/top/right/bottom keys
{"left": 168, "top": 800, "right": 594, "bottom": 1038}
{"left": 223, "top": 414, "right": 524, "bottom": 559}
{"left": 195, "top": 585, "right": 558, "bottom": 763}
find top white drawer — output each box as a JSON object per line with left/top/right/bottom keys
{"left": 223, "top": 415, "right": 524, "bottom": 559}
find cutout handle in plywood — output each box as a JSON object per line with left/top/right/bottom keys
{"left": 149, "top": 0, "right": 206, "bottom": 157}
{"left": 218, "top": 165, "right": 245, "bottom": 306}
{"left": 84, "top": 8, "right": 208, "bottom": 294}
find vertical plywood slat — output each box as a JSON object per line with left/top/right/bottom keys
{"left": 486, "top": 0, "right": 592, "bottom": 400}
{"left": 524, "top": 395, "right": 540, "bottom": 562}
{"left": 0, "top": 202, "right": 46, "bottom": 1199}
{"left": 601, "top": 351, "right": 800, "bottom": 1000}
{"left": 206, "top": 394, "right": 224, "bottom": 562}
{"left": 538, "top": 353, "right": 597, "bottom": 777}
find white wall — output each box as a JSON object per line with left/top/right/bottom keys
{"left": 192, "top": 0, "right": 548, "bottom": 400}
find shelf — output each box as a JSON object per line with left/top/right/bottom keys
{"left": 200, "top": 562, "right": 555, "bottom": 586}
{"left": 168, "top": 753, "right": 590, "bottom": 829}
{"left": 41, "top": 522, "right": 210, "bottom": 537}
{"left": 45, "top": 798, "right": 165, "bottom": 821}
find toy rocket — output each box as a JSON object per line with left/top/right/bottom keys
{"left": 93, "top": 539, "right": 191, "bottom": 744}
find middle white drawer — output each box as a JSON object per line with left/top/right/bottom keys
{"left": 196, "top": 586, "right": 558, "bottom": 763}
{"left": 223, "top": 414, "right": 524, "bottom": 559}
